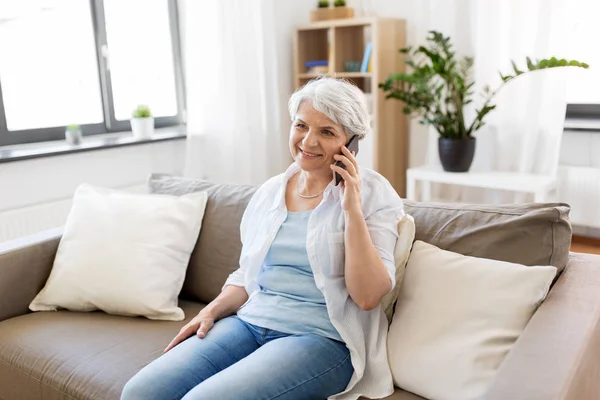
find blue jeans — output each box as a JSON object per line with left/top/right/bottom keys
{"left": 121, "top": 316, "right": 354, "bottom": 400}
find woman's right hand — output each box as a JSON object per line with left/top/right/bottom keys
{"left": 163, "top": 311, "right": 216, "bottom": 353}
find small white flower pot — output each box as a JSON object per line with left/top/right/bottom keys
{"left": 131, "top": 117, "right": 154, "bottom": 139}
{"left": 65, "top": 128, "right": 82, "bottom": 145}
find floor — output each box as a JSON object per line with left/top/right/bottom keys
{"left": 571, "top": 236, "right": 600, "bottom": 255}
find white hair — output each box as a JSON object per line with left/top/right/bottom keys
{"left": 288, "top": 77, "right": 371, "bottom": 140}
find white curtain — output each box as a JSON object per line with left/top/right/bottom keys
{"left": 413, "top": 0, "right": 574, "bottom": 202}
{"left": 180, "top": 0, "right": 295, "bottom": 185}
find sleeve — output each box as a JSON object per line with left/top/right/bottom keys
{"left": 365, "top": 190, "right": 405, "bottom": 289}
{"left": 221, "top": 194, "right": 257, "bottom": 291}
{"left": 221, "top": 178, "right": 276, "bottom": 291}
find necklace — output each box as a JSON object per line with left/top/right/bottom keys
{"left": 296, "top": 176, "right": 323, "bottom": 199}
{"left": 297, "top": 187, "right": 322, "bottom": 199}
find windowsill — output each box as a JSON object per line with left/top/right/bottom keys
{"left": 564, "top": 118, "right": 600, "bottom": 132}
{"left": 0, "top": 126, "right": 186, "bottom": 164}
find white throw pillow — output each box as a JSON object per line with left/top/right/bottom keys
{"left": 381, "top": 214, "right": 415, "bottom": 322}
{"left": 388, "top": 240, "right": 557, "bottom": 400}
{"left": 29, "top": 184, "right": 207, "bottom": 321}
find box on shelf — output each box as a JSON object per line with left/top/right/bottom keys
{"left": 344, "top": 61, "right": 361, "bottom": 72}
{"left": 310, "top": 6, "right": 355, "bottom": 23}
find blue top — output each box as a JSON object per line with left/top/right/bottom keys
{"left": 236, "top": 210, "right": 342, "bottom": 342}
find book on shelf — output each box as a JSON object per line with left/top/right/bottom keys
{"left": 305, "top": 60, "right": 329, "bottom": 75}
{"left": 360, "top": 42, "right": 372, "bottom": 73}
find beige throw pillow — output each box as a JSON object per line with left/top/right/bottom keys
{"left": 29, "top": 184, "right": 207, "bottom": 321}
{"left": 388, "top": 240, "right": 557, "bottom": 400}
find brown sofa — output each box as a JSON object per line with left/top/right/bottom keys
{"left": 1, "top": 175, "right": 600, "bottom": 400}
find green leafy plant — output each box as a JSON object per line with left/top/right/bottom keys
{"left": 66, "top": 123, "right": 80, "bottom": 131}
{"left": 318, "top": 0, "right": 329, "bottom": 8}
{"left": 379, "top": 31, "right": 590, "bottom": 139}
{"left": 333, "top": 0, "right": 346, "bottom": 6}
{"left": 132, "top": 104, "right": 152, "bottom": 118}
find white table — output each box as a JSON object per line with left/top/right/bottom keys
{"left": 406, "top": 165, "right": 559, "bottom": 202}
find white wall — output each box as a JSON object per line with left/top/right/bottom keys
{"left": 0, "top": 139, "right": 185, "bottom": 242}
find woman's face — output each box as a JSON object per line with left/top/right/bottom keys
{"left": 289, "top": 101, "right": 348, "bottom": 176}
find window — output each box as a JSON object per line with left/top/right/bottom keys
{"left": 0, "top": 0, "right": 185, "bottom": 146}
{"left": 104, "top": 0, "right": 179, "bottom": 121}
{"left": 565, "top": 0, "right": 600, "bottom": 120}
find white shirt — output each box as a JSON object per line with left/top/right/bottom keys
{"left": 223, "top": 162, "right": 405, "bottom": 400}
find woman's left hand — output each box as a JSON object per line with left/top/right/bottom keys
{"left": 330, "top": 146, "right": 362, "bottom": 213}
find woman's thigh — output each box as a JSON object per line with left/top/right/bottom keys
{"left": 181, "top": 334, "right": 354, "bottom": 400}
{"left": 120, "top": 316, "right": 258, "bottom": 400}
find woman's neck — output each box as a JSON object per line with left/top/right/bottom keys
{"left": 296, "top": 170, "right": 331, "bottom": 195}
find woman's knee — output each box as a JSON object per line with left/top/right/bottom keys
{"left": 120, "top": 374, "right": 164, "bottom": 400}
{"left": 120, "top": 365, "right": 188, "bottom": 400}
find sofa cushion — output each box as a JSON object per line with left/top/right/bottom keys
{"left": 149, "top": 174, "right": 258, "bottom": 304}
{"left": 0, "top": 299, "right": 425, "bottom": 400}
{"left": 29, "top": 184, "right": 207, "bottom": 321}
{"left": 0, "top": 300, "right": 204, "bottom": 400}
{"left": 403, "top": 200, "right": 572, "bottom": 273}
{"left": 388, "top": 241, "right": 557, "bottom": 400}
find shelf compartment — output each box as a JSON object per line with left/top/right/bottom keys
{"left": 333, "top": 25, "right": 371, "bottom": 74}
{"left": 296, "top": 28, "right": 330, "bottom": 74}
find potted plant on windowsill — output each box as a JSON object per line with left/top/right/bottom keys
{"left": 379, "top": 31, "right": 589, "bottom": 172}
{"left": 131, "top": 104, "right": 154, "bottom": 140}
{"left": 65, "top": 124, "right": 82, "bottom": 146}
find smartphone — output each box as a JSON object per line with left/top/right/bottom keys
{"left": 334, "top": 135, "right": 360, "bottom": 186}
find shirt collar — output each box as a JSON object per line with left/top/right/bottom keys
{"left": 269, "top": 162, "right": 341, "bottom": 211}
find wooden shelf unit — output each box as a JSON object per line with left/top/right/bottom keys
{"left": 293, "top": 17, "right": 408, "bottom": 196}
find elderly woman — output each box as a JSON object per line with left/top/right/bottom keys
{"left": 121, "top": 77, "right": 404, "bottom": 400}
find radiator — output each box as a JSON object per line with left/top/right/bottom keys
{"left": 559, "top": 166, "right": 600, "bottom": 230}
{"left": 0, "top": 199, "right": 72, "bottom": 243}
{"left": 0, "top": 184, "right": 148, "bottom": 243}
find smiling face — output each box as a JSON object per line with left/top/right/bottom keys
{"left": 289, "top": 101, "right": 348, "bottom": 176}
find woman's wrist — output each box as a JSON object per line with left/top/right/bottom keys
{"left": 199, "top": 306, "right": 219, "bottom": 321}
{"left": 343, "top": 206, "right": 364, "bottom": 220}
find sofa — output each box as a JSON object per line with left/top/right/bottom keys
{"left": 1, "top": 174, "right": 600, "bottom": 400}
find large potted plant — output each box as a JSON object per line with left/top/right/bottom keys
{"left": 379, "top": 31, "right": 589, "bottom": 172}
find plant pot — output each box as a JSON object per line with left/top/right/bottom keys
{"left": 131, "top": 117, "right": 154, "bottom": 139}
{"left": 65, "top": 128, "right": 82, "bottom": 145}
{"left": 438, "top": 137, "right": 476, "bottom": 172}
{"left": 310, "top": 6, "right": 354, "bottom": 22}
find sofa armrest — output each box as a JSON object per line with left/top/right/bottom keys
{"left": 484, "top": 252, "right": 600, "bottom": 400}
{"left": 0, "top": 228, "right": 62, "bottom": 323}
